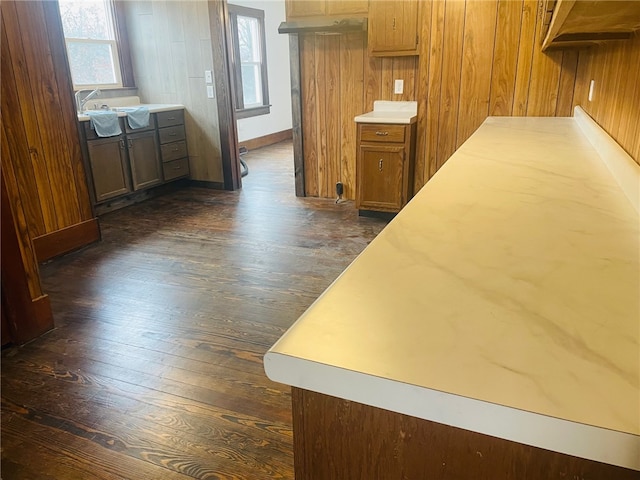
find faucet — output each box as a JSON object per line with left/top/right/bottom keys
{"left": 75, "top": 88, "right": 101, "bottom": 113}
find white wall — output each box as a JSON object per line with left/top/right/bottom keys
{"left": 230, "top": 0, "right": 292, "bottom": 143}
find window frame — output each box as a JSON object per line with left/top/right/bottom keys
{"left": 228, "top": 4, "right": 271, "bottom": 119}
{"left": 59, "top": 0, "right": 135, "bottom": 91}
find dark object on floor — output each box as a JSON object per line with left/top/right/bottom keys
{"left": 239, "top": 146, "right": 249, "bottom": 177}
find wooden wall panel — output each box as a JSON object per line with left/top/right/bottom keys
{"left": 489, "top": 0, "right": 523, "bottom": 116}
{"left": 425, "top": 0, "right": 445, "bottom": 180}
{"left": 339, "top": 33, "right": 365, "bottom": 200}
{"left": 414, "top": 0, "right": 434, "bottom": 190}
{"left": 436, "top": 0, "right": 466, "bottom": 171}
{"left": 456, "top": 0, "right": 499, "bottom": 146}
{"left": 513, "top": 0, "right": 541, "bottom": 116}
{"left": 301, "top": 34, "right": 319, "bottom": 197}
{"left": 573, "top": 31, "right": 640, "bottom": 164}
{"left": 298, "top": 0, "right": 638, "bottom": 198}
{"left": 1, "top": 0, "right": 95, "bottom": 276}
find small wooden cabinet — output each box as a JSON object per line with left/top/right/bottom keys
{"left": 356, "top": 122, "right": 416, "bottom": 214}
{"left": 368, "top": 0, "right": 419, "bottom": 57}
{"left": 285, "top": 0, "right": 367, "bottom": 18}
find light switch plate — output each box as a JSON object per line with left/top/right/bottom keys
{"left": 207, "top": 85, "right": 215, "bottom": 98}
{"left": 205, "top": 70, "right": 213, "bottom": 84}
{"left": 394, "top": 79, "right": 404, "bottom": 95}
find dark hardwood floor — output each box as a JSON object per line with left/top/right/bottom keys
{"left": 1, "top": 140, "right": 388, "bottom": 479}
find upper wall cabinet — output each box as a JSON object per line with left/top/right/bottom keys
{"left": 541, "top": 0, "right": 640, "bottom": 50}
{"left": 368, "top": 0, "right": 419, "bottom": 57}
{"left": 285, "top": 0, "right": 368, "bottom": 19}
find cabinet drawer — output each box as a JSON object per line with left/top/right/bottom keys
{"left": 158, "top": 125, "right": 186, "bottom": 144}
{"left": 163, "top": 158, "right": 190, "bottom": 181}
{"left": 156, "top": 109, "right": 184, "bottom": 128}
{"left": 160, "top": 141, "right": 188, "bottom": 162}
{"left": 359, "top": 124, "right": 406, "bottom": 143}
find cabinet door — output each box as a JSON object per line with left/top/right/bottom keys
{"left": 327, "top": 0, "right": 368, "bottom": 16}
{"left": 286, "top": 0, "right": 326, "bottom": 18}
{"left": 368, "top": 0, "right": 419, "bottom": 56}
{"left": 128, "top": 131, "right": 162, "bottom": 191}
{"left": 357, "top": 145, "right": 405, "bottom": 211}
{"left": 87, "top": 137, "right": 132, "bottom": 203}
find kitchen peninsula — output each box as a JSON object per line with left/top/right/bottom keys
{"left": 264, "top": 108, "right": 639, "bottom": 478}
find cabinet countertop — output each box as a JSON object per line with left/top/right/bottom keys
{"left": 264, "top": 111, "right": 640, "bottom": 470}
{"left": 77, "top": 103, "right": 184, "bottom": 122}
{"left": 354, "top": 99, "right": 418, "bottom": 124}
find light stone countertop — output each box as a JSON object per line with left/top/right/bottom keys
{"left": 77, "top": 103, "right": 184, "bottom": 122}
{"left": 354, "top": 100, "right": 418, "bottom": 124}
{"left": 264, "top": 112, "right": 640, "bottom": 470}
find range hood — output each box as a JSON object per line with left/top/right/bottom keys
{"left": 278, "top": 17, "right": 367, "bottom": 35}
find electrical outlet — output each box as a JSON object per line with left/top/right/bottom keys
{"left": 207, "top": 85, "right": 215, "bottom": 99}
{"left": 205, "top": 70, "right": 213, "bottom": 84}
{"left": 588, "top": 79, "right": 595, "bottom": 102}
{"left": 394, "top": 79, "right": 404, "bottom": 95}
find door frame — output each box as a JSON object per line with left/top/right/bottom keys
{"left": 209, "top": 0, "right": 242, "bottom": 191}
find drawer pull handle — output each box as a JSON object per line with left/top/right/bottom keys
{"left": 167, "top": 117, "right": 175, "bottom": 120}
{"left": 169, "top": 133, "right": 177, "bottom": 136}
{"left": 379, "top": 159, "right": 383, "bottom": 171}
{"left": 173, "top": 166, "right": 181, "bottom": 170}
{"left": 172, "top": 148, "right": 179, "bottom": 152}
{"left": 375, "top": 131, "right": 389, "bottom": 136}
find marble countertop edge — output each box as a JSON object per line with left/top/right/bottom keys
{"left": 264, "top": 352, "right": 640, "bottom": 471}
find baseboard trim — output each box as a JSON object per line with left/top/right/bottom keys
{"left": 33, "top": 218, "right": 100, "bottom": 263}
{"left": 30, "top": 294, "right": 54, "bottom": 340}
{"left": 239, "top": 129, "right": 293, "bottom": 152}
{"left": 189, "top": 180, "right": 225, "bottom": 190}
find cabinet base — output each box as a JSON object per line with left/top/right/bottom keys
{"left": 95, "top": 178, "right": 190, "bottom": 216}
{"left": 358, "top": 209, "right": 396, "bottom": 220}
{"left": 292, "top": 388, "right": 638, "bottom": 480}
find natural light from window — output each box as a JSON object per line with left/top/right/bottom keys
{"left": 58, "top": 0, "right": 122, "bottom": 89}
{"left": 237, "top": 15, "right": 263, "bottom": 107}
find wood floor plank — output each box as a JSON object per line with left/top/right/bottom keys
{"left": 2, "top": 140, "right": 388, "bottom": 479}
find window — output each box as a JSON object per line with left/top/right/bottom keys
{"left": 58, "top": 0, "right": 122, "bottom": 89}
{"left": 228, "top": 4, "right": 270, "bottom": 118}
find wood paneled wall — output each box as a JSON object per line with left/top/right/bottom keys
{"left": 300, "top": 32, "right": 418, "bottom": 199}
{"left": 299, "top": 0, "right": 583, "bottom": 199}
{"left": 573, "top": 31, "right": 640, "bottom": 164}
{"left": 1, "top": 0, "right": 96, "bottom": 295}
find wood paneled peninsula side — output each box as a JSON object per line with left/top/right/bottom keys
{"left": 264, "top": 109, "right": 640, "bottom": 478}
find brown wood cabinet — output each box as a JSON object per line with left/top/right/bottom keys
{"left": 127, "top": 131, "right": 162, "bottom": 191}
{"left": 541, "top": 0, "right": 640, "bottom": 50}
{"left": 285, "top": 0, "right": 367, "bottom": 19}
{"left": 356, "top": 122, "right": 416, "bottom": 213}
{"left": 157, "top": 110, "right": 190, "bottom": 182}
{"left": 292, "top": 388, "right": 639, "bottom": 480}
{"left": 86, "top": 133, "right": 133, "bottom": 203}
{"left": 368, "top": 0, "right": 419, "bottom": 57}
{"left": 81, "top": 109, "right": 189, "bottom": 207}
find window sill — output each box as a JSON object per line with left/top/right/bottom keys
{"left": 236, "top": 105, "right": 271, "bottom": 119}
